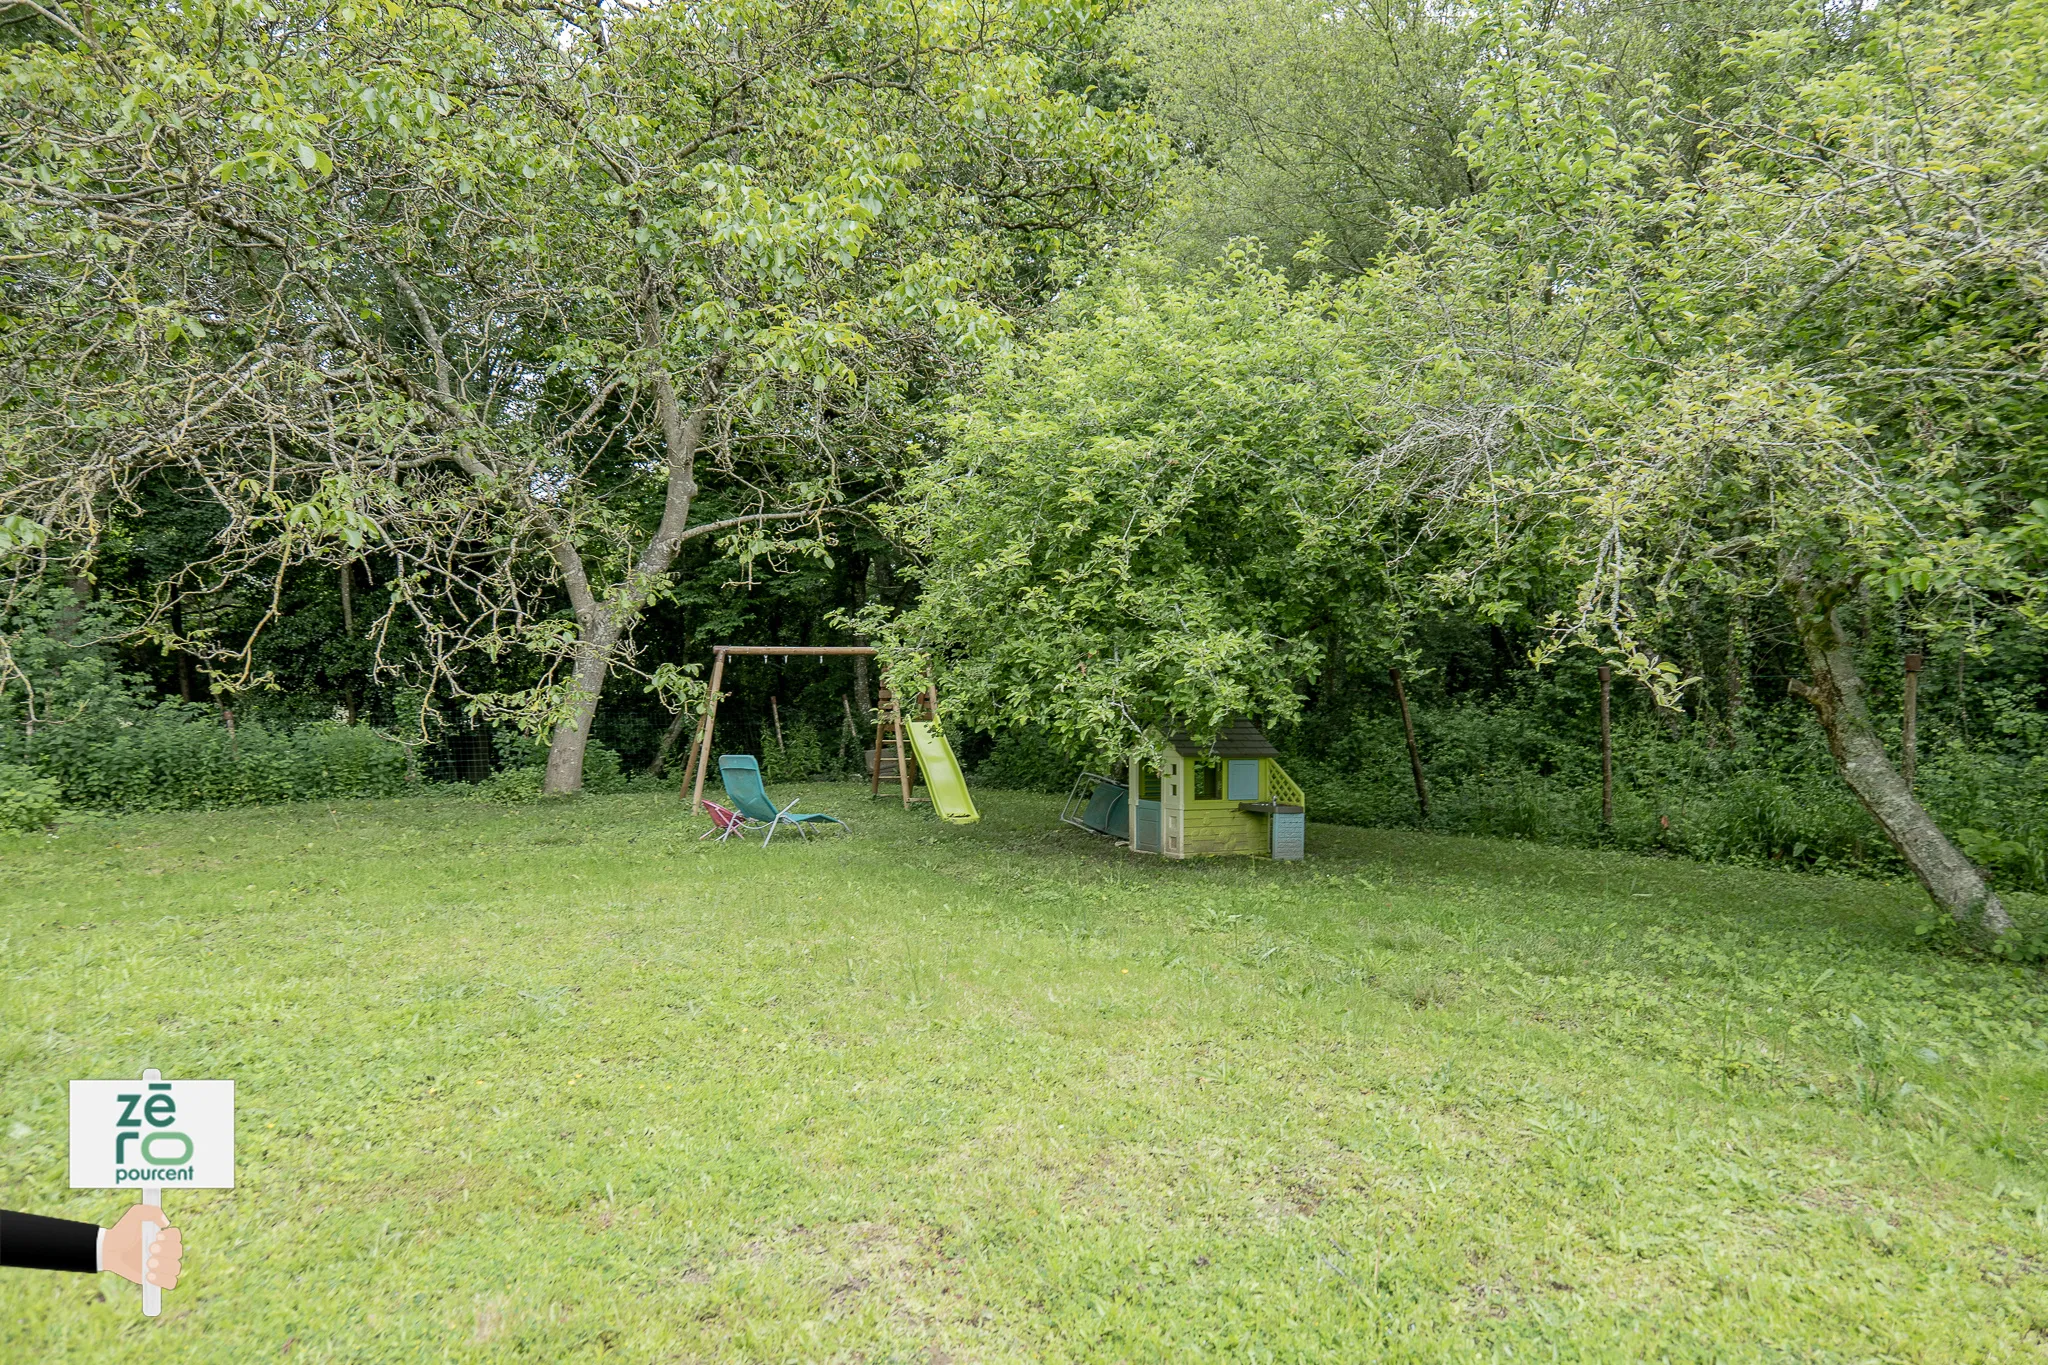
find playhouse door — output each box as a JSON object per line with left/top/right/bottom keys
{"left": 1135, "top": 799, "right": 1161, "bottom": 853}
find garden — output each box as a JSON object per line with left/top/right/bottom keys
{"left": 8, "top": 0, "right": 2048, "bottom": 1355}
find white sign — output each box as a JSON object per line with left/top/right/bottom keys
{"left": 70, "top": 1078, "right": 235, "bottom": 1190}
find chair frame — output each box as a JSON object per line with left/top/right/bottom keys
{"left": 697, "top": 799, "right": 762, "bottom": 844}
{"left": 715, "top": 753, "right": 850, "bottom": 849}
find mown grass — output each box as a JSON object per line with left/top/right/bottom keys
{"left": 3, "top": 785, "right": 2046, "bottom": 1362}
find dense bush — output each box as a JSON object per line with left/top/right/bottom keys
{"left": 7, "top": 707, "right": 411, "bottom": 812}
{"left": 762, "top": 718, "right": 827, "bottom": 783}
{"left": 0, "top": 762, "right": 61, "bottom": 831}
{"left": 973, "top": 726, "right": 1086, "bottom": 794}
{"left": 487, "top": 730, "right": 630, "bottom": 797}
{"left": 2, "top": 592, "right": 415, "bottom": 812}
{"left": 1285, "top": 697, "right": 2048, "bottom": 891}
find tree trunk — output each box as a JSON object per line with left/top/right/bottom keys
{"left": 543, "top": 622, "right": 618, "bottom": 795}
{"left": 1785, "top": 573, "right": 2010, "bottom": 941}
{"left": 647, "top": 707, "right": 692, "bottom": 777}
{"left": 171, "top": 597, "right": 196, "bottom": 704}
{"left": 536, "top": 344, "right": 725, "bottom": 794}
{"left": 850, "top": 555, "right": 873, "bottom": 721}
{"left": 851, "top": 652, "right": 871, "bottom": 723}
{"left": 1724, "top": 603, "right": 1746, "bottom": 743}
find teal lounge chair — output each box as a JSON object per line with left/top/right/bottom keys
{"left": 717, "top": 755, "right": 849, "bottom": 848}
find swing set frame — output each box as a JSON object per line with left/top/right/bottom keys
{"left": 683, "top": 645, "right": 937, "bottom": 814}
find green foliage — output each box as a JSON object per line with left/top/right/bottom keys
{"left": 880, "top": 0, "right": 2048, "bottom": 934}
{"left": 869, "top": 254, "right": 1411, "bottom": 759}
{"left": 1289, "top": 695, "right": 2048, "bottom": 894}
{"left": 0, "top": 763, "right": 59, "bottom": 833}
{"left": 489, "top": 732, "right": 627, "bottom": 797}
{"left": 473, "top": 766, "right": 544, "bottom": 806}
{"left": 1399, "top": 0, "right": 2048, "bottom": 674}
{"left": 1122, "top": 0, "right": 1477, "bottom": 274}
{"left": 2, "top": 588, "right": 410, "bottom": 812}
{"left": 1122, "top": 0, "right": 1825, "bottom": 277}
{"left": 974, "top": 726, "right": 1086, "bottom": 793}
{"left": 1, "top": 0, "right": 1164, "bottom": 790}
{"left": 15, "top": 713, "right": 410, "bottom": 814}
{"left": 762, "top": 719, "right": 827, "bottom": 784}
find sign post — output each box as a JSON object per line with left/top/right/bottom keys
{"left": 70, "top": 1069, "right": 234, "bottom": 1317}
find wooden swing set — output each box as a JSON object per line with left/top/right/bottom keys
{"left": 682, "top": 645, "right": 937, "bottom": 814}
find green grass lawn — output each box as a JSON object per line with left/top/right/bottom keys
{"left": 3, "top": 786, "right": 2047, "bottom": 1362}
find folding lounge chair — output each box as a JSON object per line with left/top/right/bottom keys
{"left": 697, "top": 799, "right": 760, "bottom": 844}
{"left": 717, "top": 755, "right": 849, "bottom": 848}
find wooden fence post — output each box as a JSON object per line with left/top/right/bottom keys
{"left": 870, "top": 686, "right": 887, "bottom": 797}
{"left": 1902, "top": 652, "right": 1923, "bottom": 792}
{"left": 1129, "top": 754, "right": 1141, "bottom": 851}
{"left": 1390, "top": 667, "right": 1429, "bottom": 818}
{"left": 1598, "top": 665, "right": 1613, "bottom": 826}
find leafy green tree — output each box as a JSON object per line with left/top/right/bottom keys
{"left": 1122, "top": 0, "right": 1476, "bottom": 274}
{"left": 1, "top": 0, "right": 1161, "bottom": 791}
{"left": 883, "top": 0, "right": 2047, "bottom": 942}
{"left": 1121, "top": 0, "right": 1843, "bottom": 277}
{"left": 864, "top": 252, "right": 1441, "bottom": 759}
{"left": 1360, "top": 0, "right": 2048, "bottom": 939}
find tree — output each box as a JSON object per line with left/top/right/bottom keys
{"left": 879, "top": 0, "right": 2048, "bottom": 942}
{"left": 1, "top": 0, "right": 1161, "bottom": 790}
{"left": 1120, "top": 0, "right": 1477, "bottom": 275}
{"left": 863, "top": 249, "right": 1476, "bottom": 761}
{"left": 1118, "top": 0, "right": 1832, "bottom": 278}
{"left": 1365, "top": 0, "right": 2048, "bottom": 940}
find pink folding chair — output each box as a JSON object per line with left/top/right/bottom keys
{"left": 697, "top": 799, "right": 761, "bottom": 844}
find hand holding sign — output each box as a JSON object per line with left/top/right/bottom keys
{"left": 70, "top": 1069, "right": 232, "bottom": 1316}
{"left": 102, "top": 1205, "right": 183, "bottom": 1289}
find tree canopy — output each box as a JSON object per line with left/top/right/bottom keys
{"left": 875, "top": 0, "right": 2048, "bottom": 939}
{"left": 2, "top": 0, "right": 1162, "bottom": 788}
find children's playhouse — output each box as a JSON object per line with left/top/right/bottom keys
{"left": 1064, "top": 717, "right": 1306, "bottom": 860}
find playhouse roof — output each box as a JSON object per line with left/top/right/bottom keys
{"left": 1166, "top": 718, "right": 1279, "bottom": 758}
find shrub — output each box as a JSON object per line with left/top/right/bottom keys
{"left": 12, "top": 708, "right": 412, "bottom": 812}
{"left": 475, "top": 766, "right": 542, "bottom": 804}
{"left": 974, "top": 726, "right": 1083, "bottom": 793}
{"left": 762, "top": 718, "right": 825, "bottom": 783}
{"left": 0, "top": 763, "right": 61, "bottom": 831}
{"left": 1284, "top": 695, "right": 2048, "bottom": 892}
{"left": 583, "top": 741, "right": 627, "bottom": 793}
{"left": 484, "top": 730, "right": 627, "bottom": 795}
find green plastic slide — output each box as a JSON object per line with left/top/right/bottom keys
{"left": 904, "top": 720, "right": 980, "bottom": 824}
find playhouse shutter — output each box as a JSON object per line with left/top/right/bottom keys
{"left": 1226, "top": 760, "right": 1260, "bottom": 801}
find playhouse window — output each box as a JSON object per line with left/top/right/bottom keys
{"left": 1193, "top": 761, "right": 1222, "bottom": 801}
{"left": 1139, "top": 767, "right": 1161, "bottom": 801}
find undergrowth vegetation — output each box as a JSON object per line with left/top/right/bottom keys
{"left": 965, "top": 669, "right": 2048, "bottom": 909}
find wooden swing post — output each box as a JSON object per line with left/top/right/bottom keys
{"left": 894, "top": 689, "right": 913, "bottom": 807}
{"left": 687, "top": 647, "right": 730, "bottom": 812}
